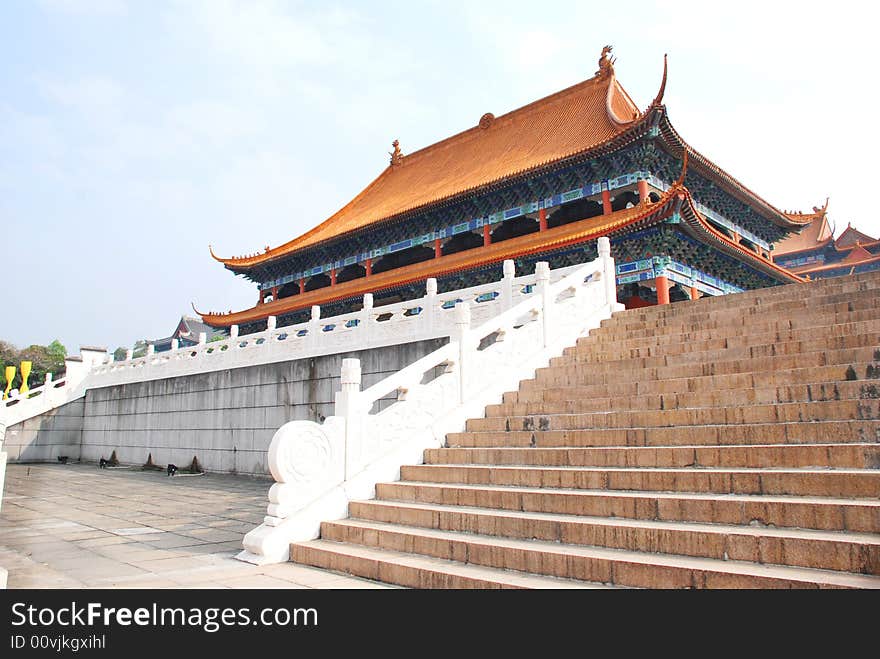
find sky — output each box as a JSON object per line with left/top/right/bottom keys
{"left": 2, "top": 0, "right": 879, "bottom": 355}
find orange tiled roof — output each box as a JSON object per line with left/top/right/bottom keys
{"left": 791, "top": 251, "right": 880, "bottom": 276}
{"left": 841, "top": 244, "right": 874, "bottom": 264}
{"left": 213, "top": 67, "right": 641, "bottom": 269}
{"left": 835, "top": 224, "right": 878, "bottom": 249}
{"left": 774, "top": 201, "right": 833, "bottom": 256}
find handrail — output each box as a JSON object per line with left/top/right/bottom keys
{"left": 238, "top": 237, "right": 622, "bottom": 564}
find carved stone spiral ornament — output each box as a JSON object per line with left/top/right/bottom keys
{"left": 268, "top": 420, "right": 334, "bottom": 485}
{"left": 479, "top": 112, "right": 495, "bottom": 130}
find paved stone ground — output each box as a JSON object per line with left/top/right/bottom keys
{"left": 0, "top": 463, "right": 392, "bottom": 589}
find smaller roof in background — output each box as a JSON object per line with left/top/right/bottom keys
{"left": 775, "top": 202, "right": 833, "bottom": 256}
{"left": 835, "top": 224, "right": 878, "bottom": 249}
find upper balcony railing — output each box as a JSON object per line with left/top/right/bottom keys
{"left": 87, "top": 260, "right": 584, "bottom": 388}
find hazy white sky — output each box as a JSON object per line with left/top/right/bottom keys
{"left": 2, "top": 0, "right": 879, "bottom": 354}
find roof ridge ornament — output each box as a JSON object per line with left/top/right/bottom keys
{"left": 595, "top": 45, "right": 615, "bottom": 79}
{"left": 389, "top": 139, "right": 404, "bottom": 166}
{"left": 650, "top": 54, "right": 668, "bottom": 108}
{"left": 479, "top": 112, "right": 495, "bottom": 130}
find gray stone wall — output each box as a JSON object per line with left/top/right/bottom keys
{"left": 6, "top": 339, "right": 446, "bottom": 476}
{"left": 3, "top": 398, "right": 84, "bottom": 463}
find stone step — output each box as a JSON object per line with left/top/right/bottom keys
{"left": 559, "top": 331, "right": 879, "bottom": 366}
{"left": 424, "top": 444, "right": 880, "bottom": 470}
{"left": 399, "top": 464, "right": 880, "bottom": 498}
{"left": 375, "top": 481, "right": 880, "bottom": 533}
{"left": 568, "top": 318, "right": 880, "bottom": 355}
{"left": 447, "top": 420, "right": 880, "bottom": 449}
{"left": 607, "top": 283, "right": 880, "bottom": 316}
{"left": 348, "top": 499, "right": 880, "bottom": 575}
{"left": 620, "top": 281, "right": 880, "bottom": 324}
{"left": 509, "top": 364, "right": 880, "bottom": 403}
{"left": 467, "top": 400, "right": 880, "bottom": 433}
{"left": 532, "top": 347, "right": 879, "bottom": 384}
{"left": 290, "top": 539, "right": 609, "bottom": 589}
{"left": 603, "top": 296, "right": 880, "bottom": 333}
{"left": 316, "top": 519, "right": 880, "bottom": 588}
{"left": 489, "top": 380, "right": 880, "bottom": 417}
{"left": 594, "top": 308, "right": 880, "bottom": 341}
{"left": 609, "top": 275, "right": 880, "bottom": 318}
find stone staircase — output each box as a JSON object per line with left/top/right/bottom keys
{"left": 290, "top": 271, "right": 880, "bottom": 588}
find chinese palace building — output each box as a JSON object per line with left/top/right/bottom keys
{"left": 199, "top": 48, "right": 811, "bottom": 333}
{"left": 772, "top": 201, "right": 880, "bottom": 280}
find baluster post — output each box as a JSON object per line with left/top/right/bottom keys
{"left": 597, "top": 236, "right": 617, "bottom": 307}
{"left": 360, "top": 294, "right": 373, "bottom": 344}
{"left": 309, "top": 305, "right": 321, "bottom": 350}
{"left": 335, "top": 358, "right": 362, "bottom": 480}
{"left": 454, "top": 302, "right": 471, "bottom": 403}
{"left": 425, "top": 278, "right": 437, "bottom": 337}
{"left": 536, "top": 262, "right": 551, "bottom": 348}
{"left": 502, "top": 259, "right": 515, "bottom": 311}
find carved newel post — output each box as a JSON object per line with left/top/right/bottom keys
{"left": 308, "top": 305, "right": 321, "bottom": 349}
{"left": 336, "top": 358, "right": 362, "bottom": 480}
{"left": 597, "top": 236, "right": 617, "bottom": 306}
{"left": 425, "top": 278, "right": 437, "bottom": 335}
{"left": 502, "top": 259, "right": 515, "bottom": 311}
{"left": 535, "top": 261, "right": 551, "bottom": 348}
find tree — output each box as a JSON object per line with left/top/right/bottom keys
{"left": 132, "top": 339, "right": 148, "bottom": 359}
{"left": 46, "top": 340, "right": 67, "bottom": 374}
{"left": 0, "top": 339, "right": 68, "bottom": 391}
{"left": 113, "top": 347, "right": 128, "bottom": 362}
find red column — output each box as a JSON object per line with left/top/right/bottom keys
{"left": 434, "top": 239, "right": 442, "bottom": 259}
{"left": 330, "top": 269, "right": 337, "bottom": 286}
{"left": 637, "top": 180, "right": 649, "bottom": 203}
{"left": 365, "top": 258, "right": 372, "bottom": 277}
{"left": 298, "top": 279, "right": 305, "bottom": 294}
{"left": 538, "top": 208, "right": 547, "bottom": 231}
{"left": 259, "top": 290, "right": 265, "bottom": 305}
{"left": 601, "top": 189, "right": 612, "bottom": 215}
{"left": 656, "top": 275, "right": 670, "bottom": 306}
{"left": 690, "top": 286, "right": 699, "bottom": 301}
{"left": 271, "top": 286, "right": 278, "bottom": 300}
{"left": 483, "top": 225, "right": 491, "bottom": 247}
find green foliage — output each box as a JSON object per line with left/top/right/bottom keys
{"left": 0, "top": 339, "right": 68, "bottom": 391}
{"left": 208, "top": 332, "right": 227, "bottom": 343}
{"left": 113, "top": 347, "right": 128, "bottom": 362}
